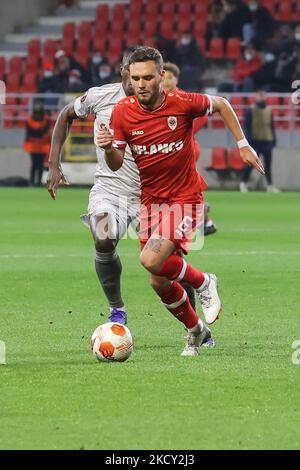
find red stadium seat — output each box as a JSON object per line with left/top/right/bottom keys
{"left": 93, "top": 35, "right": 107, "bottom": 54}
{"left": 194, "top": 20, "right": 207, "bottom": 38}
{"left": 178, "top": 0, "right": 192, "bottom": 15}
{"left": 61, "top": 37, "right": 75, "bottom": 55}
{"left": 143, "top": 35, "right": 155, "bottom": 48}
{"left": 4, "top": 109, "right": 17, "bottom": 128}
{"left": 62, "top": 22, "right": 75, "bottom": 41}
{"left": 247, "top": 96, "right": 255, "bottom": 105}
{"left": 272, "top": 107, "right": 281, "bottom": 129}
{"left": 281, "top": 96, "right": 290, "bottom": 129}
{"left": 228, "top": 148, "right": 245, "bottom": 171}
{"left": 295, "top": 3, "right": 300, "bottom": 21}
{"left": 267, "top": 96, "right": 279, "bottom": 106}
{"left": 6, "top": 72, "right": 20, "bottom": 105}
{"left": 230, "top": 95, "right": 244, "bottom": 106}
{"left": 145, "top": 0, "right": 159, "bottom": 17}
{"left": 76, "top": 38, "right": 91, "bottom": 55}
{"left": 209, "top": 148, "right": 228, "bottom": 170}
{"left": 95, "top": 17, "right": 109, "bottom": 36}
{"left": 161, "top": 1, "right": 176, "bottom": 18}
{"left": 96, "top": 4, "right": 109, "bottom": 23}
{"left": 25, "top": 56, "right": 39, "bottom": 74}
{"left": 230, "top": 96, "right": 244, "bottom": 123}
{"left": 194, "top": 1, "right": 209, "bottom": 19}
{"left": 27, "top": 38, "right": 41, "bottom": 57}
{"left": 0, "top": 56, "right": 6, "bottom": 77}
{"left": 22, "top": 72, "right": 37, "bottom": 91}
{"left": 42, "top": 55, "right": 55, "bottom": 69}
{"left": 78, "top": 21, "right": 93, "bottom": 42}
{"left": 127, "top": 21, "right": 142, "bottom": 47}
{"left": 277, "top": 0, "right": 292, "bottom": 22}
{"left": 74, "top": 52, "right": 90, "bottom": 68}
{"left": 44, "top": 39, "right": 57, "bottom": 58}
{"left": 144, "top": 20, "right": 157, "bottom": 37}
{"left": 161, "top": 21, "right": 175, "bottom": 40}
{"left": 261, "top": 0, "right": 276, "bottom": 16}
{"left": 226, "top": 38, "right": 241, "bottom": 60}
{"left": 107, "top": 38, "right": 123, "bottom": 64}
{"left": 111, "top": 4, "right": 125, "bottom": 29}
{"left": 208, "top": 38, "right": 224, "bottom": 59}
{"left": 129, "top": 0, "right": 143, "bottom": 21}
{"left": 177, "top": 18, "right": 193, "bottom": 35}
{"left": 9, "top": 56, "right": 23, "bottom": 74}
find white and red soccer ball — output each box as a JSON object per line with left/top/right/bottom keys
{"left": 91, "top": 322, "right": 133, "bottom": 362}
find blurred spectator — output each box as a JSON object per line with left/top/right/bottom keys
{"left": 175, "top": 31, "right": 206, "bottom": 91}
{"left": 218, "top": 44, "right": 262, "bottom": 92}
{"left": 55, "top": 50, "right": 88, "bottom": 92}
{"left": 272, "top": 50, "right": 297, "bottom": 92}
{"left": 93, "top": 63, "right": 113, "bottom": 87}
{"left": 66, "top": 69, "right": 85, "bottom": 93}
{"left": 240, "top": 90, "right": 278, "bottom": 193}
{"left": 88, "top": 51, "right": 108, "bottom": 86}
{"left": 23, "top": 99, "right": 51, "bottom": 187}
{"left": 273, "top": 25, "right": 294, "bottom": 55}
{"left": 251, "top": 51, "right": 277, "bottom": 91}
{"left": 38, "top": 62, "right": 59, "bottom": 94}
{"left": 220, "top": 0, "right": 252, "bottom": 42}
{"left": 247, "top": 0, "right": 276, "bottom": 50}
{"left": 154, "top": 29, "right": 177, "bottom": 63}
{"left": 206, "top": 0, "right": 226, "bottom": 48}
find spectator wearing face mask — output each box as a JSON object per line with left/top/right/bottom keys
{"left": 88, "top": 51, "right": 107, "bottom": 87}
{"left": 240, "top": 90, "right": 278, "bottom": 193}
{"left": 247, "top": 0, "right": 276, "bottom": 50}
{"left": 66, "top": 69, "right": 85, "bottom": 93}
{"left": 231, "top": 44, "right": 262, "bottom": 91}
{"left": 175, "top": 31, "right": 206, "bottom": 91}
{"left": 220, "top": 0, "right": 252, "bottom": 42}
{"left": 55, "top": 50, "right": 88, "bottom": 92}
{"left": 251, "top": 51, "right": 277, "bottom": 91}
{"left": 273, "top": 50, "right": 297, "bottom": 92}
{"left": 94, "top": 63, "right": 113, "bottom": 87}
{"left": 218, "top": 44, "right": 262, "bottom": 92}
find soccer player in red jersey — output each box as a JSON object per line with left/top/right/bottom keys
{"left": 163, "top": 61, "right": 217, "bottom": 236}
{"left": 97, "top": 47, "right": 265, "bottom": 356}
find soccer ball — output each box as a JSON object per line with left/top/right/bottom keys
{"left": 91, "top": 322, "right": 133, "bottom": 362}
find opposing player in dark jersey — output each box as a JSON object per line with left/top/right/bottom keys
{"left": 98, "top": 47, "right": 265, "bottom": 356}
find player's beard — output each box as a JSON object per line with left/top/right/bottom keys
{"left": 137, "top": 85, "right": 163, "bottom": 109}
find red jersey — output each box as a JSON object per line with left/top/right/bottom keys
{"left": 111, "top": 91, "right": 213, "bottom": 200}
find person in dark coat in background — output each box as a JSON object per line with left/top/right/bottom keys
{"left": 240, "top": 90, "right": 279, "bottom": 192}
{"left": 23, "top": 100, "right": 51, "bottom": 187}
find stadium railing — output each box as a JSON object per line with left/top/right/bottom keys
{"left": 0, "top": 92, "right": 299, "bottom": 163}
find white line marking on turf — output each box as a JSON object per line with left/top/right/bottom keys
{"left": 1, "top": 251, "right": 300, "bottom": 259}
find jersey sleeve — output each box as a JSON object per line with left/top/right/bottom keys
{"left": 74, "top": 88, "right": 98, "bottom": 117}
{"left": 185, "top": 93, "right": 214, "bottom": 119}
{"left": 110, "top": 105, "right": 127, "bottom": 150}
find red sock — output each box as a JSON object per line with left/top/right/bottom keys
{"left": 157, "top": 254, "right": 205, "bottom": 289}
{"left": 159, "top": 282, "right": 199, "bottom": 329}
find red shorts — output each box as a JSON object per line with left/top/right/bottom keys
{"left": 139, "top": 193, "right": 204, "bottom": 254}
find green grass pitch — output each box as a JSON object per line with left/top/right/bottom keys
{"left": 0, "top": 187, "right": 299, "bottom": 450}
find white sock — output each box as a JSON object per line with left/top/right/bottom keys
{"left": 110, "top": 306, "right": 126, "bottom": 312}
{"left": 198, "top": 273, "right": 209, "bottom": 291}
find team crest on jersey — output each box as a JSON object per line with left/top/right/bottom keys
{"left": 168, "top": 116, "right": 177, "bottom": 130}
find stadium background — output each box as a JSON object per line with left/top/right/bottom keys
{"left": 0, "top": 0, "right": 300, "bottom": 451}
{"left": 0, "top": 0, "right": 300, "bottom": 189}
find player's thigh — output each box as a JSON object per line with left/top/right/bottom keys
{"left": 140, "top": 237, "right": 176, "bottom": 273}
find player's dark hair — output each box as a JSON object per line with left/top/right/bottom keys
{"left": 122, "top": 47, "right": 137, "bottom": 67}
{"left": 163, "top": 62, "right": 180, "bottom": 78}
{"left": 128, "top": 46, "right": 163, "bottom": 72}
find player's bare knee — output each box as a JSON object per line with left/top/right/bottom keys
{"left": 139, "top": 253, "right": 163, "bottom": 273}
{"left": 91, "top": 213, "right": 117, "bottom": 252}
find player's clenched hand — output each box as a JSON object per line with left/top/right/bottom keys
{"left": 97, "top": 126, "right": 113, "bottom": 150}
{"left": 47, "top": 163, "right": 69, "bottom": 200}
{"left": 240, "top": 146, "right": 265, "bottom": 175}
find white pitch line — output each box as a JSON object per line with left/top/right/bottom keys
{"left": 1, "top": 251, "right": 300, "bottom": 259}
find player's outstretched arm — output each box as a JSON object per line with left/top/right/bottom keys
{"left": 211, "top": 96, "right": 265, "bottom": 175}
{"left": 47, "top": 103, "right": 77, "bottom": 200}
{"left": 97, "top": 127, "right": 125, "bottom": 171}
